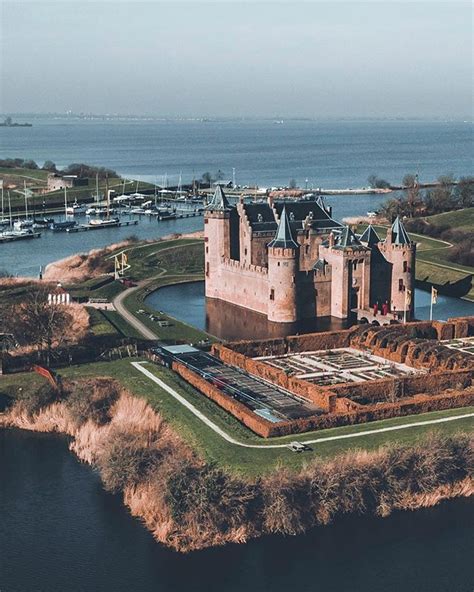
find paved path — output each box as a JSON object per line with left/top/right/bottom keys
{"left": 114, "top": 286, "right": 159, "bottom": 340}
{"left": 131, "top": 362, "right": 474, "bottom": 451}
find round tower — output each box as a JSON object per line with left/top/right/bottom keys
{"left": 379, "top": 217, "right": 416, "bottom": 319}
{"left": 267, "top": 206, "right": 299, "bottom": 322}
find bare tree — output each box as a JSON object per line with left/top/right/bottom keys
{"left": 1, "top": 286, "right": 76, "bottom": 365}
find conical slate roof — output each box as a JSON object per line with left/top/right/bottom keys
{"left": 334, "top": 225, "right": 362, "bottom": 249}
{"left": 206, "top": 184, "right": 230, "bottom": 210}
{"left": 359, "top": 224, "right": 381, "bottom": 246}
{"left": 268, "top": 206, "right": 299, "bottom": 249}
{"left": 391, "top": 216, "right": 411, "bottom": 245}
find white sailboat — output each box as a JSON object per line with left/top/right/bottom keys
{"left": 0, "top": 180, "right": 9, "bottom": 226}
{"left": 13, "top": 182, "right": 34, "bottom": 229}
{"left": 88, "top": 178, "right": 120, "bottom": 227}
{"left": 50, "top": 187, "right": 77, "bottom": 231}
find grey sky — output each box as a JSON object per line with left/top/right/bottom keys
{"left": 1, "top": 1, "right": 472, "bottom": 117}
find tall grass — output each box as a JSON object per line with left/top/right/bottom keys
{"left": 1, "top": 380, "right": 472, "bottom": 553}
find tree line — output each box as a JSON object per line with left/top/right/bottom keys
{"left": 0, "top": 158, "right": 118, "bottom": 180}
{"left": 379, "top": 174, "right": 473, "bottom": 220}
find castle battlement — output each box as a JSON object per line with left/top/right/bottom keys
{"left": 222, "top": 257, "right": 268, "bottom": 276}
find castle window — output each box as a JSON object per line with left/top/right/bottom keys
{"left": 204, "top": 219, "right": 208, "bottom": 224}
{"left": 353, "top": 260, "right": 358, "bottom": 270}
{"left": 206, "top": 246, "right": 209, "bottom": 254}
{"left": 403, "top": 261, "right": 408, "bottom": 272}
{"left": 278, "top": 261, "right": 280, "bottom": 266}
{"left": 206, "top": 263, "right": 210, "bottom": 277}
{"left": 399, "top": 279, "right": 404, "bottom": 291}
{"left": 305, "top": 245, "right": 309, "bottom": 254}
{"left": 244, "top": 248, "right": 248, "bottom": 256}
{"left": 270, "top": 289, "right": 275, "bottom": 300}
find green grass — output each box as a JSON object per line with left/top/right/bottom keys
{"left": 86, "top": 307, "right": 120, "bottom": 337}
{"left": 421, "top": 207, "right": 474, "bottom": 230}
{"left": 122, "top": 279, "right": 211, "bottom": 343}
{"left": 2, "top": 359, "right": 471, "bottom": 476}
{"left": 100, "top": 310, "right": 143, "bottom": 339}
{"left": 107, "top": 238, "right": 204, "bottom": 282}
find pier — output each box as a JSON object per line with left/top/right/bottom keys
{"left": 66, "top": 220, "right": 139, "bottom": 233}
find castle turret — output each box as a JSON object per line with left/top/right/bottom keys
{"left": 267, "top": 206, "right": 299, "bottom": 322}
{"left": 319, "top": 226, "right": 371, "bottom": 318}
{"left": 204, "top": 185, "right": 233, "bottom": 298}
{"left": 379, "top": 216, "right": 416, "bottom": 318}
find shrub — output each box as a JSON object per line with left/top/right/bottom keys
{"left": 97, "top": 431, "right": 162, "bottom": 493}
{"left": 166, "top": 461, "right": 258, "bottom": 532}
{"left": 65, "top": 378, "right": 120, "bottom": 426}
{"left": 17, "top": 383, "right": 60, "bottom": 417}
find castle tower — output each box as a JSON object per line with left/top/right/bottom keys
{"left": 204, "top": 185, "right": 232, "bottom": 299}
{"left": 379, "top": 216, "right": 416, "bottom": 318}
{"left": 267, "top": 206, "right": 299, "bottom": 322}
{"left": 320, "top": 226, "right": 371, "bottom": 318}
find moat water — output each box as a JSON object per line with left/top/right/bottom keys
{"left": 0, "top": 428, "right": 473, "bottom": 592}
{"left": 145, "top": 281, "right": 474, "bottom": 340}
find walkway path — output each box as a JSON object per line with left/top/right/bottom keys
{"left": 131, "top": 361, "right": 474, "bottom": 450}
{"left": 114, "top": 285, "right": 159, "bottom": 340}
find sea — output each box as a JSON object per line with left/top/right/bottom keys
{"left": 0, "top": 118, "right": 473, "bottom": 592}
{"left": 0, "top": 117, "right": 472, "bottom": 276}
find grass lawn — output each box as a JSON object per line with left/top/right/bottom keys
{"left": 2, "top": 359, "right": 472, "bottom": 476}
{"left": 122, "top": 278, "right": 211, "bottom": 343}
{"left": 421, "top": 207, "right": 474, "bottom": 230}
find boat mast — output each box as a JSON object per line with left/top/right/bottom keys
{"left": 154, "top": 177, "right": 157, "bottom": 208}
{"left": 106, "top": 175, "right": 110, "bottom": 219}
{"left": 1, "top": 180, "right": 4, "bottom": 220}
{"left": 64, "top": 186, "right": 68, "bottom": 218}
{"left": 24, "top": 181, "right": 29, "bottom": 220}
{"left": 8, "top": 190, "right": 13, "bottom": 228}
{"left": 96, "top": 173, "right": 99, "bottom": 205}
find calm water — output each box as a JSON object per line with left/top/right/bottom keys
{"left": 1, "top": 118, "right": 472, "bottom": 276}
{"left": 145, "top": 281, "right": 474, "bottom": 340}
{"left": 0, "top": 428, "right": 473, "bottom": 592}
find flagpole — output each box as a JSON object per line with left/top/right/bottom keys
{"left": 403, "top": 287, "right": 407, "bottom": 324}
{"left": 430, "top": 288, "right": 433, "bottom": 321}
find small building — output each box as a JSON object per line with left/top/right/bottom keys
{"left": 47, "top": 173, "right": 88, "bottom": 192}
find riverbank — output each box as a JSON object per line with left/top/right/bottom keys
{"left": 1, "top": 366, "right": 472, "bottom": 552}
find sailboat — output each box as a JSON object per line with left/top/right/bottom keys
{"left": 1, "top": 190, "right": 41, "bottom": 242}
{"left": 50, "top": 187, "right": 77, "bottom": 231}
{"left": 86, "top": 174, "right": 101, "bottom": 215}
{"left": 0, "top": 181, "right": 9, "bottom": 226}
{"left": 13, "top": 182, "right": 34, "bottom": 229}
{"left": 88, "top": 178, "right": 120, "bottom": 228}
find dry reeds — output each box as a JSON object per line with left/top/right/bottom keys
{"left": 2, "top": 379, "right": 472, "bottom": 553}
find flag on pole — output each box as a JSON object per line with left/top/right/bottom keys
{"left": 431, "top": 286, "right": 438, "bottom": 304}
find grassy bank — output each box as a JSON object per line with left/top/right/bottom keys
{"left": 2, "top": 359, "right": 472, "bottom": 476}
{"left": 1, "top": 366, "right": 472, "bottom": 552}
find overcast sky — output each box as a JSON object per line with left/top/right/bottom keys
{"left": 1, "top": 1, "right": 472, "bottom": 117}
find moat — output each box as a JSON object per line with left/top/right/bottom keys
{"left": 145, "top": 281, "right": 474, "bottom": 341}
{"left": 1, "top": 427, "right": 473, "bottom": 592}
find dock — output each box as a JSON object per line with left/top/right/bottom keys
{"left": 66, "top": 220, "right": 139, "bottom": 233}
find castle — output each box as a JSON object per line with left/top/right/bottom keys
{"left": 204, "top": 186, "right": 416, "bottom": 323}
